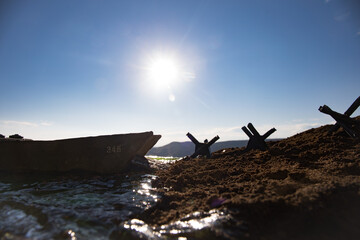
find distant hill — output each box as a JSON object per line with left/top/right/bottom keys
{"left": 148, "top": 141, "right": 195, "bottom": 157}
{"left": 148, "top": 140, "right": 240, "bottom": 157}
{"left": 148, "top": 139, "right": 282, "bottom": 157}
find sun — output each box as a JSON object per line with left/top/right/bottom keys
{"left": 141, "top": 51, "right": 195, "bottom": 101}
{"left": 146, "top": 56, "right": 179, "bottom": 89}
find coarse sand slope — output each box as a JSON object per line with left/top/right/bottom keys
{"left": 140, "top": 120, "right": 360, "bottom": 239}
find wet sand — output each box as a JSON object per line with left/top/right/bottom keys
{"left": 140, "top": 121, "right": 360, "bottom": 239}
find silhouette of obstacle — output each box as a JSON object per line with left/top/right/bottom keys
{"left": 242, "top": 123, "right": 276, "bottom": 151}
{"left": 186, "top": 132, "right": 220, "bottom": 158}
{"left": 319, "top": 96, "right": 360, "bottom": 138}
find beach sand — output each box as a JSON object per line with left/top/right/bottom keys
{"left": 140, "top": 121, "right": 360, "bottom": 239}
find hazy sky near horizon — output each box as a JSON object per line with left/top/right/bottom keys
{"left": 1, "top": 0, "right": 359, "bottom": 146}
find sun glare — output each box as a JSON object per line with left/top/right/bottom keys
{"left": 142, "top": 51, "right": 196, "bottom": 101}
{"left": 147, "top": 56, "right": 179, "bottom": 89}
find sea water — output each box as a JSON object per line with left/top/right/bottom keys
{"left": 0, "top": 157, "right": 234, "bottom": 240}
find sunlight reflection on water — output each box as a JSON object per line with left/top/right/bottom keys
{"left": 0, "top": 173, "right": 159, "bottom": 239}
{"left": 0, "top": 158, "right": 232, "bottom": 239}
{"left": 121, "top": 210, "right": 230, "bottom": 239}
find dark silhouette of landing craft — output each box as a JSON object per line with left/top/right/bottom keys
{"left": 319, "top": 96, "right": 360, "bottom": 138}
{"left": 0, "top": 132, "right": 161, "bottom": 173}
{"left": 187, "top": 132, "right": 219, "bottom": 158}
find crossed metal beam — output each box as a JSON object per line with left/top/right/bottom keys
{"left": 242, "top": 123, "right": 276, "bottom": 151}
{"left": 185, "top": 97, "right": 359, "bottom": 157}
{"left": 187, "top": 132, "right": 220, "bottom": 158}
{"left": 319, "top": 96, "right": 360, "bottom": 138}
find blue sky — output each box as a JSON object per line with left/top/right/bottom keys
{"left": 1, "top": 0, "right": 359, "bottom": 146}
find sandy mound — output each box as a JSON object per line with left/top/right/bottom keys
{"left": 140, "top": 120, "right": 360, "bottom": 239}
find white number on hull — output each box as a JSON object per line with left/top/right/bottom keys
{"left": 106, "top": 145, "right": 122, "bottom": 153}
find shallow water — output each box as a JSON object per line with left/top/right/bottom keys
{"left": 0, "top": 172, "right": 160, "bottom": 239}
{"left": 0, "top": 158, "right": 235, "bottom": 240}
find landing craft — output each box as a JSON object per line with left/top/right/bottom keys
{"left": 0, "top": 132, "right": 161, "bottom": 173}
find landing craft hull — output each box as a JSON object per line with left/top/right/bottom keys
{"left": 0, "top": 131, "right": 161, "bottom": 173}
